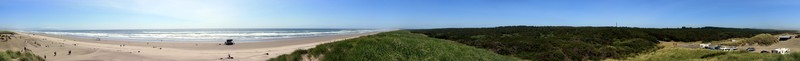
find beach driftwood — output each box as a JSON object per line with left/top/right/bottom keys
{"left": 224, "top": 39, "right": 235, "bottom": 45}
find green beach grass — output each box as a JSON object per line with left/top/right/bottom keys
{"left": 0, "top": 50, "right": 44, "bottom": 61}
{"left": 719, "top": 34, "right": 780, "bottom": 46}
{"left": 0, "top": 30, "right": 14, "bottom": 34}
{"left": 268, "top": 31, "right": 520, "bottom": 61}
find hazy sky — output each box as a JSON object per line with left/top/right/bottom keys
{"left": 1, "top": 0, "right": 800, "bottom": 30}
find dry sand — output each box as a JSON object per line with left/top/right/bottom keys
{"left": 0, "top": 31, "right": 384, "bottom": 61}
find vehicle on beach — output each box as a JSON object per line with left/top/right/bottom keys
{"left": 780, "top": 36, "right": 793, "bottom": 41}
{"left": 225, "top": 39, "right": 235, "bottom": 45}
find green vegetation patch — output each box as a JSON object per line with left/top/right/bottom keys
{"left": 720, "top": 34, "right": 779, "bottom": 46}
{"left": 268, "top": 31, "right": 520, "bottom": 61}
{"left": 0, "top": 50, "right": 45, "bottom": 61}
{"left": 410, "top": 26, "right": 792, "bottom": 61}
{"left": 607, "top": 46, "right": 728, "bottom": 61}
{"left": 0, "top": 30, "right": 14, "bottom": 34}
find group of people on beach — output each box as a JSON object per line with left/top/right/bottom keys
{"left": 44, "top": 50, "right": 72, "bottom": 59}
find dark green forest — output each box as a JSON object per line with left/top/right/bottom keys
{"left": 410, "top": 26, "right": 795, "bottom": 61}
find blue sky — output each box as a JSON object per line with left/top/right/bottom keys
{"left": 1, "top": 0, "right": 800, "bottom": 30}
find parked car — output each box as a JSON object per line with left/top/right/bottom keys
{"left": 747, "top": 47, "right": 756, "bottom": 51}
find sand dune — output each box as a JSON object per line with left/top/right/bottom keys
{"left": 0, "top": 31, "right": 383, "bottom": 61}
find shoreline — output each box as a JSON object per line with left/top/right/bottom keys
{"left": 23, "top": 29, "right": 382, "bottom": 43}
{"left": 6, "top": 30, "right": 389, "bottom": 61}
{"left": 30, "top": 32, "right": 381, "bottom": 50}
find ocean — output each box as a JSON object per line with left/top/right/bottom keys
{"left": 23, "top": 29, "right": 380, "bottom": 42}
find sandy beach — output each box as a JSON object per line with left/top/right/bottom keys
{"left": 0, "top": 31, "right": 384, "bottom": 61}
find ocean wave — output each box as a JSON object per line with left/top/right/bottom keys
{"left": 29, "top": 29, "right": 378, "bottom": 41}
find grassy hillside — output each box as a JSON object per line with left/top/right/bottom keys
{"left": 0, "top": 50, "right": 45, "bottom": 61}
{"left": 1, "top": 30, "right": 44, "bottom": 61}
{"left": 268, "top": 31, "right": 520, "bottom": 61}
{"left": 410, "top": 26, "right": 793, "bottom": 61}
{"left": 719, "top": 34, "right": 780, "bottom": 46}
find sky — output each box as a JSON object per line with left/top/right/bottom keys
{"left": 1, "top": 0, "right": 800, "bottom": 30}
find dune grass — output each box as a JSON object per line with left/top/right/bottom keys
{"left": 0, "top": 50, "right": 44, "bottom": 61}
{"left": 268, "top": 31, "right": 520, "bottom": 61}
{"left": 0, "top": 30, "right": 14, "bottom": 34}
{"left": 719, "top": 34, "right": 779, "bottom": 46}
{"left": 605, "top": 46, "right": 727, "bottom": 61}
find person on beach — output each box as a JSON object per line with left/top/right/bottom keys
{"left": 227, "top": 54, "right": 234, "bottom": 59}
{"left": 53, "top": 52, "right": 57, "bottom": 56}
{"left": 68, "top": 50, "right": 72, "bottom": 55}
